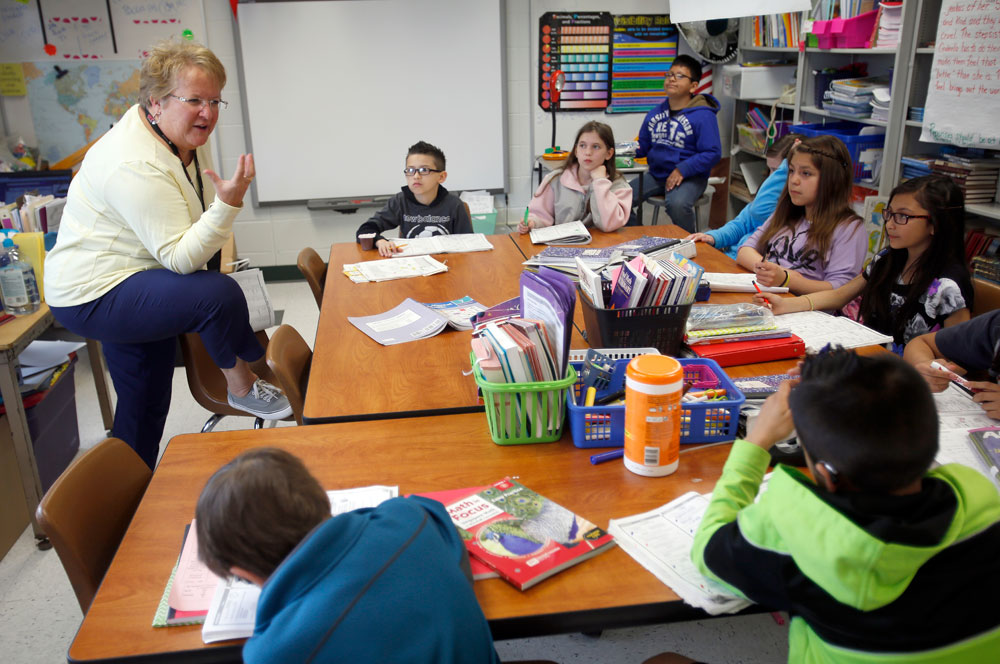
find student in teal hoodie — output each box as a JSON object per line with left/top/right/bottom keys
{"left": 686, "top": 134, "right": 798, "bottom": 259}
{"left": 629, "top": 54, "right": 721, "bottom": 232}
{"left": 196, "top": 448, "right": 500, "bottom": 664}
{"left": 685, "top": 348, "right": 1000, "bottom": 663}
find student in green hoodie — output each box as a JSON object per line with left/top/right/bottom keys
{"left": 683, "top": 348, "right": 1000, "bottom": 663}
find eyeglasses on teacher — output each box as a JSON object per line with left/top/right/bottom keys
{"left": 882, "top": 208, "right": 930, "bottom": 225}
{"left": 168, "top": 94, "right": 229, "bottom": 110}
{"left": 403, "top": 166, "right": 443, "bottom": 176}
{"left": 664, "top": 71, "right": 692, "bottom": 82}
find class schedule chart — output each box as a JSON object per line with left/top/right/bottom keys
{"left": 538, "top": 12, "right": 612, "bottom": 111}
{"left": 608, "top": 15, "right": 677, "bottom": 114}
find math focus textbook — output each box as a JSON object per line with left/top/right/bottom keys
{"left": 444, "top": 478, "right": 614, "bottom": 590}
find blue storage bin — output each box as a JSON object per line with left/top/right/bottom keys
{"left": 790, "top": 122, "right": 885, "bottom": 183}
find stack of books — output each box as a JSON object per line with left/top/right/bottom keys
{"left": 869, "top": 87, "right": 891, "bottom": 122}
{"left": 577, "top": 252, "right": 704, "bottom": 311}
{"left": 871, "top": 1, "right": 903, "bottom": 48}
{"left": 931, "top": 154, "right": 1000, "bottom": 204}
{"left": 750, "top": 13, "right": 802, "bottom": 48}
{"left": 909, "top": 107, "right": 925, "bottom": 122}
{"left": 971, "top": 255, "right": 1000, "bottom": 284}
{"left": 900, "top": 155, "right": 936, "bottom": 180}
{"left": 522, "top": 235, "right": 692, "bottom": 274}
{"left": 823, "top": 76, "right": 890, "bottom": 119}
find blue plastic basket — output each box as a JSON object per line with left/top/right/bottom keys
{"left": 566, "top": 357, "right": 745, "bottom": 449}
{"left": 790, "top": 121, "right": 885, "bottom": 182}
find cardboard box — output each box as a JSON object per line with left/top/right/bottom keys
{"left": 722, "top": 64, "right": 797, "bottom": 100}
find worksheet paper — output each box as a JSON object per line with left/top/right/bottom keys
{"left": 608, "top": 492, "right": 751, "bottom": 615}
{"left": 775, "top": 311, "right": 892, "bottom": 352}
{"left": 934, "top": 386, "right": 1000, "bottom": 492}
{"left": 202, "top": 485, "right": 399, "bottom": 644}
{"left": 344, "top": 255, "right": 448, "bottom": 283}
{"left": 391, "top": 233, "right": 494, "bottom": 258}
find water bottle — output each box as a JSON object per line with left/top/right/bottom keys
{"left": 0, "top": 238, "right": 41, "bottom": 316}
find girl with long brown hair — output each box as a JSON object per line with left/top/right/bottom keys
{"left": 519, "top": 121, "right": 632, "bottom": 233}
{"left": 737, "top": 135, "right": 867, "bottom": 294}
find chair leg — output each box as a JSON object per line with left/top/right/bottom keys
{"left": 253, "top": 417, "right": 264, "bottom": 429}
{"left": 202, "top": 414, "right": 225, "bottom": 433}
{"left": 651, "top": 204, "right": 660, "bottom": 226}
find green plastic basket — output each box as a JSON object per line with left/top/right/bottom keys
{"left": 471, "top": 353, "right": 577, "bottom": 445}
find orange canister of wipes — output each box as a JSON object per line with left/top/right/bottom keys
{"left": 624, "top": 354, "right": 682, "bottom": 477}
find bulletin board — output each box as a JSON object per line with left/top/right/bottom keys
{"left": 920, "top": 0, "right": 1000, "bottom": 149}
{"left": 538, "top": 12, "right": 613, "bottom": 112}
{"left": 0, "top": 0, "right": 205, "bottom": 164}
{"left": 607, "top": 15, "right": 676, "bottom": 114}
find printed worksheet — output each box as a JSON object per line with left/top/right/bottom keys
{"left": 391, "top": 233, "right": 494, "bottom": 257}
{"left": 775, "top": 311, "right": 892, "bottom": 352}
{"left": 344, "top": 255, "right": 449, "bottom": 283}
{"left": 608, "top": 492, "right": 751, "bottom": 615}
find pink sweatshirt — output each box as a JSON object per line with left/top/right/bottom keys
{"left": 527, "top": 165, "right": 632, "bottom": 232}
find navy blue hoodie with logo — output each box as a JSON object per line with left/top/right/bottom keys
{"left": 636, "top": 93, "right": 722, "bottom": 181}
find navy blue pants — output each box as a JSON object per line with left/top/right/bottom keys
{"left": 50, "top": 269, "right": 263, "bottom": 469}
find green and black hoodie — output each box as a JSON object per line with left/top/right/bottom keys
{"left": 692, "top": 440, "right": 1000, "bottom": 663}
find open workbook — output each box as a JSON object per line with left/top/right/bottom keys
{"left": 348, "top": 296, "right": 485, "bottom": 345}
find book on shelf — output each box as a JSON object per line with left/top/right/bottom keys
{"left": 153, "top": 521, "right": 219, "bottom": 627}
{"left": 443, "top": 478, "right": 615, "bottom": 591}
{"left": 831, "top": 75, "right": 891, "bottom": 96}
{"left": 529, "top": 221, "right": 592, "bottom": 245}
{"left": 201, "top": 485, "right": 399, "bottom": 644}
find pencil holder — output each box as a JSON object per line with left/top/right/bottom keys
{"left": 471, "top": 353, "right": 577, "bottom": 445}
{"left": 567, "top": 357, "right": 744, "bottom": 448}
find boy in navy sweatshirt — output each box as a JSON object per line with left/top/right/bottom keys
{"left": 630, "top": 55, "right": 721, "bottom": 232}
{"left": 356, "top": 140, "right": 472, "bottom": 257}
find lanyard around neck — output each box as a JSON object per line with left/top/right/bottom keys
{"left": 144, "top": 107, "right": 206, "bottom": 212}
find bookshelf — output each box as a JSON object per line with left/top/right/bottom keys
{"left": 727, "top": 1, "right": 999, "bottom": 225}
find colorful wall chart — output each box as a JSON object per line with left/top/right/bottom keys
{"left": 538, "top": 12, "right": 612, "bottom": 111}
{"left": 607, "top": 15, "right": 676, "bottom": 114}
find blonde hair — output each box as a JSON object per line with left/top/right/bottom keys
{"left": 139, "top": 39, "right": 226, "bottom": 106}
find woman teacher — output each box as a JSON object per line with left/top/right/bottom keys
{"left": 44, "top": 40, "right": 291, "bottom": 469}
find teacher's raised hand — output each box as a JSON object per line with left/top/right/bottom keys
{"left": 204, "top": 153, "right": 255, "bottom": 208}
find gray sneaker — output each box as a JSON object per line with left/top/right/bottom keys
{"left": 228, "top": 379, "right": 293, "bottom": 420}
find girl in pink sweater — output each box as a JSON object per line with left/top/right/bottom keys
{"left": 519, "top": 121, "right": 632, "bottom": 234}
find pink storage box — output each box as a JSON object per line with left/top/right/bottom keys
{"left": 811, "top": 10, "right": 878, "bottom": 49}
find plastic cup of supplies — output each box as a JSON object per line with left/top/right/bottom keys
{"left": 624, "top": 354, "right": 683, "bottom": 477}
{"left": 359, "top": 233, "right": 376, "bottom": 251}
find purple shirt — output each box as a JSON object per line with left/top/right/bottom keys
{"left": 741, "top": 215, "right": 866, "bottom": 288}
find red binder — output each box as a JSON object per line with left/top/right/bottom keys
{"left": 689, "top": 335, "right": 806, "bottom": 367}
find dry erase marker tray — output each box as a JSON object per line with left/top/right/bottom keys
{"left": 566, "top": 356, "right": 745, "bottom": 449}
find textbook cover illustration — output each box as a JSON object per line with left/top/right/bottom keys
{"left": 967, "top": 426, "right": 1000, "bottom": 480}
{"left": 444, "top": 478, "right": 615, "bottom": 590}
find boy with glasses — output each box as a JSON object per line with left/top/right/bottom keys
{"left": 629, "top": 54, "right": 721, "bottom": 231}
{"left": 356, "top": 140, "right": 472, "bottom": 257}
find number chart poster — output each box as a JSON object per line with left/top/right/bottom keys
{"left": 921, "top": 0, "right": 1000, "bottom": 149}
{"left": 538, "top": 12, "right": 612, "bottom": 112}
{"left": 607, "top": 15, "right": 676, "bottom": 114}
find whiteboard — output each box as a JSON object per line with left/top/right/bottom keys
{"left": 237, "top": 0, "right": 506, "bottom": 204}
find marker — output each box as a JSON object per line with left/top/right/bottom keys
{"left": 930, "top": 361, "right": 980, "bottom": 396}
{"left": 523, "top": 206, "right": 530, "bottom": 229}
{"left": 590, "top": 449, "right": 624, "bottom": 465}
{"left": 752, "top": 280, "right": 771, "bottom": 309}
{"left": 584, "top": 386, "right": 597, "bottom": 407}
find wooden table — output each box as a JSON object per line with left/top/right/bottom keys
{"left": 303, "top": 234, "right": 587, "bottom": 424}
{"left": 70, "top": 413, "right": 756, "bottom": 664}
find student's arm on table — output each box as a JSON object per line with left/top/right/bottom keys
{"left": 691, "top": 382, "right": 796, "bottom": 605}
{"left": 754, "top": 274, "right": 864, "bottom": 314}
{"left": 903, "top": 331, "right": 960, "bottom": 393}
{"left": 358, "top": 197, "right": 404, "bottom": 255}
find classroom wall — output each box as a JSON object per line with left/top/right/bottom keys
{"left": 2, "top": 0, "right": 734, "bottom": 267}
